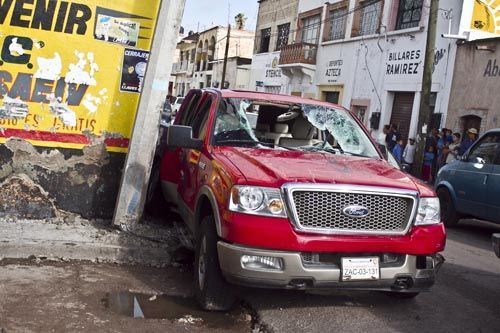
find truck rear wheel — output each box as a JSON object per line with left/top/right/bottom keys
{"left": 437, "top": 188, "right": 460, "bottom": 228}
{"left": 194, "top": 215, "right": 236, "bottom": 311}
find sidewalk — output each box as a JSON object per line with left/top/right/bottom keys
{"left": 0, "top": 216, "right": 179, "bottom": 266}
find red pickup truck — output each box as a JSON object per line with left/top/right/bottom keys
{"left": 156, "top": 89, "right": 445, "bottom": 310}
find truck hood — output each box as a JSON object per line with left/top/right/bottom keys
{"left": 216, "top": 147, "right": 421, "bottom": 192}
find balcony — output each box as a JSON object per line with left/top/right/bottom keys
{"left": 279, "top": 43, "right": 317, "bottom": 65}
{"left": 278, "top": 43, "right": 317, "bottom": 86}
{"left": 171, "top": 60, "right": 188, "bottom": 75}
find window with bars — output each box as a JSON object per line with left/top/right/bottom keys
{"left": 259, "top": 27, "right": 271, "bottom": 53}
{"left": 359, "top": 0, "right": 382, "bottom": 36}
{"left": 276, "top": 23, "right": 290, "bottom": 50}
{"left": 328, "top": 7, "right": 348, "bottom": 40}
{"left": 301, "top": 15, "right": 321, "bottom": 44}
{"left": 396, "top": 0, "right": 423, "bottom": 30}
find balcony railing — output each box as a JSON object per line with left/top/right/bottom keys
{"left": 172, "top": 60, "right": 188, "bottom": 74}
{"left": 279, "top": 43, "right": 317, "bottom": 65}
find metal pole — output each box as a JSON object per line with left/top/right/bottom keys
{"left": 220, "top": 24, "right": 231, "bottom": 89}
{"left": 413, "top": 0, "right": 439, "bottom": 178}
{"left": 113, "top": 0, "right": 186, "bottom": 229}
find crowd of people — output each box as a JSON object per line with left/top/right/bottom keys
{"left": 376, "top": 124, "right": 479, "bottom": 184}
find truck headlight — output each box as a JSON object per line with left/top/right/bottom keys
{"left": 415, "top": 197, "right": 441, "bottom": 226}
{"left": 229, "top": 186, "right": 287, "bottom": 218}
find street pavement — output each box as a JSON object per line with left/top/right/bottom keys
{"left": 242, "top": 219, "right": 500, "bottom": 332}
{"left": 1, "top": 219, "right": 499, "bottom": 332}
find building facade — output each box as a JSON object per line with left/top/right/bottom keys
{"left": 248, "top": 0, "right": 300, "bottom": 94}
{"left": 446, "top": 38, "right": 500, "bottom": 137}
{"left": 171, "top": 26, "right": 255, "bottom": 95}
{"left": 278, "top": 0, "right": 464, "bottom": 141}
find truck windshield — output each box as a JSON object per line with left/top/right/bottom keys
{"left": 213, "top": 97, "right": 380, "bottom": 158}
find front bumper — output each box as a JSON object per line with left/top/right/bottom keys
{"left": 218, "top": 242, "right": 444, "bottom": 292}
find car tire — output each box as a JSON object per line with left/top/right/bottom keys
{"left": 437, "top": 188, "right": 460, "bottom": 228}
{"left": 194, "top": 215, "right": 237, "bottom": 311}
{"left": 144, "top": 158, "right": 165, "bottom": 217}
{"left": 384, "top": 291, "right": 420, "bottom": 299}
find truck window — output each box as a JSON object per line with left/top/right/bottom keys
{"left": 178, "top": 91, "right": 202, "bottom": 126}
{"left": 191, "top": 97, "right": 212, "bottom": 140}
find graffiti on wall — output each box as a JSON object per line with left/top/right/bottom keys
{"left": 0, "top": 0, "right": 160, "bottom": 152}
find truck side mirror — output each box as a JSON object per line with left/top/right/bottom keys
{"left": 167, "top": 125, "right": 203, "bottom": 150}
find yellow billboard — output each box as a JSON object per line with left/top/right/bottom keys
{"left": 471, "top": 0, "right": 500, "bottom": 34}
{"left": 0, "top": 0, "right": 161, "bottom": 152}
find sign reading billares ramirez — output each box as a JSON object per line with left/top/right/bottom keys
{"left": 386, "top": 49, "right": 422, "bottom": 75}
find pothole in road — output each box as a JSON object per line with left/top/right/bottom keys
{"left": 102, "top": 291, "right": 249, "bottom": 329}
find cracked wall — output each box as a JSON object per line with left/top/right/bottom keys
{"left": 0, "top": 138, "right": 125, "bottom": 219}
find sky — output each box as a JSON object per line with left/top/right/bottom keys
{"left": 181, "top": 0, "right": 259, "bottom": 33}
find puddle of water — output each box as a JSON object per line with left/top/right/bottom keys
{"left": 102, "top": 291, "right": 245, "bottom": 329}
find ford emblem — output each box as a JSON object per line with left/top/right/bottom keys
{"left": 343, "top": 205, "right": 370, "bottom": 218}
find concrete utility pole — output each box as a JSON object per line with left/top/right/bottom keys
{"left": 113, "top": 0, "right": 186, "bottom": 229}
{"left": 221, "top": 24, "right": 231, "bottom": 89}
{"left": 413, "top": 0, "right": 439, "bottom": 177}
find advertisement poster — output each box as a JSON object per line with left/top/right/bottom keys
{"left": 0, "top": 0, "right": 161, "bottom": 153}
{"left": 470, "top": 0, "right": 500, "bottom": 34}
{"left": 120, "top": 49, "right": 150, "bottom": 93}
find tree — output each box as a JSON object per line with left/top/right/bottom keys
{"left": 234, "top": 13, "right": 246, "bottom": 30}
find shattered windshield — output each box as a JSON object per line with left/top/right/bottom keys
{"left": 213, "top": 98, "right": 379, "bottom": 158}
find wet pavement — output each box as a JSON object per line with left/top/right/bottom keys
{"left": 103, "top": 291, "right": 245, "bottom": 328}
{"left": 0, "top": 259, "right": 252, "bottom": 332}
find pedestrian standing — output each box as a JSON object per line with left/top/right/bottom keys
{"left": 385, "top": 125, "right": 395, "bottom": 151}
{"left": 446, "top": 133, "right": 461, "bottom": 164}
{"left": 392, "top": 139, "right": 404, "bottom": 163}
{"left": 379, "top": 125, "right": 390, "bottom": 146}
{"left": 422, "top": 146, "right": 435, "bottom": 183}
{"left": 403, "top": 137, "right": 416, "bottom": 170}
{"left": 437, "top": 128, "right": 449, "bottom": 169}
{"left": 458, "top": 128, "right": 478, "bottom": 156}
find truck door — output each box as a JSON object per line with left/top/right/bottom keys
{"left": 178, "top": 92, "right": 216, "bottom": 223}
{"left": 159, "top": 90, "right": 202, "bottom": 203}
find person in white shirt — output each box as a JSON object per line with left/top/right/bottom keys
{"left": 377, "top": 125, "right": 390, "bottom": 145}
{"left": 403, "top": 138, "right": 416, "bottom": 170}
{"left": 446, "top": 133, "right": 461, "bottom": 164}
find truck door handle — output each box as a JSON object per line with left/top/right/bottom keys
{"left": 484, "top": 174, "right": 489, "bottom": 185}
{"left": 188, "top": 150, "right": 201, "bottom": 165}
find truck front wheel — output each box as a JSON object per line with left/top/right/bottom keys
{"left": 194, "top": 215, "right": 237, "bottom": 311}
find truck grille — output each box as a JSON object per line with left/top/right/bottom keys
{"left": 289, "top": 190, "right": 415, "bottom": 234}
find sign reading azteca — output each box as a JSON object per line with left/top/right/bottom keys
{"left": 0, "top": 0, "right": 160, "bottom": 152}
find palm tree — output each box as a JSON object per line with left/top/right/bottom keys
{"left": 234, "top": 13, "right": 247, "bottom": 30}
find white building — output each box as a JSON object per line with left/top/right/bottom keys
{"left": 278, "top": 0, "right": 464, "bottom": 141}
{"left": 171, "top": 26, "right": 255, "bottom": 95}
{"left": 248, "top": 0, "right": 300, "bottom": 94}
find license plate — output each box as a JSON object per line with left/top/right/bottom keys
{"left": 341, "top": 257, "right": 380, "bottom": 281}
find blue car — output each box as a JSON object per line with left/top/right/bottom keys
{"left": 435, "top": 129, "right": 500, "bottom": 227}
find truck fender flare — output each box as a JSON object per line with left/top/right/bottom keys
{"left": 195, "top": 186, "right": 223, "bottom": 237}
{"left": 435, "top": 181, "right": 458, "bottom": 206}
